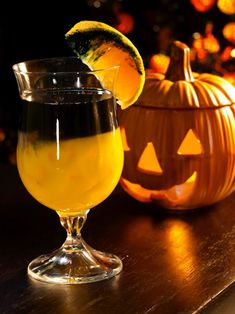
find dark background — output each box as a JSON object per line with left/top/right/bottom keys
{"left": 0, "top": 0, "right": 233, "bottom": 162}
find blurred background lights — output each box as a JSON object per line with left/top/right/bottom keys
{"left": 217, "top": 0, "right": 235, "bottom": 15}
{"left": 223, "top": 22, "right": 235, "bottom": 44}
{"left": 190, "top": 0, "right": 216, "bottom": 12}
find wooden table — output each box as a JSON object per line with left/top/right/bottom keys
{"left": 1, "top": 161, "right": 235, "bottom": 314}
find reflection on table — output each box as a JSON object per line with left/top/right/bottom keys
{"left": 1, "top": 162, "right": 235, "bottom": 314}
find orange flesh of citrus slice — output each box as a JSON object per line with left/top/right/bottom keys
{"left": 65, "top": 20, "right": 145, "bottom": 109}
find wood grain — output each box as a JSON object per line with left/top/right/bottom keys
{"left": 1, "top": 162, "right": 235, "bottom": 314}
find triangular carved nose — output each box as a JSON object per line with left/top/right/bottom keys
{"left": 137, "top": 142, "right": 163, "bottom": 175}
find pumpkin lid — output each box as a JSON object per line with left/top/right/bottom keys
{"left": 136, "top": 41, "right": 235, "bottom": 109}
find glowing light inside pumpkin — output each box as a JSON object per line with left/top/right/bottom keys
{"left": 131, "top": 129, "right": 203, "bottom": 177}
{"left": 137, "top": 142, "right": 163, "bottom": 175}
{"left": 120, "top": 127, "right": 130, "bottom": 151}
{"left": 159, "top": 171, "right": 197, "bottom": 202}
{"left": 121, "top": 170, "right": 198, "bottom": 206}
{"left": 177, "top": 129, "right": 203, "bottom": 155}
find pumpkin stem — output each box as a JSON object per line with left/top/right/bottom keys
{"left": 165, "top": 41, "right": 194, "bottom": 82}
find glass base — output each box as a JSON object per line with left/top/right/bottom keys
{"left": 28, "top": 239, "right": 122, "bottom": 284}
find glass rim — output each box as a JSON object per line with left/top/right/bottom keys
{"left": 12, "top": 56, "right": 120, "bottom": 75}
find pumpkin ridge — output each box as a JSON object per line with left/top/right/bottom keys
{"left": 192, "top": 80, "right": 234, "bottom": 107}
{"left": 136, "top": 44, "right": 235, "bottom": 108}
{"left": 198, "top": 74, "right": 235, "bottom": 104}
{"left": 168, "top": 81, "right": 200, "bottom": 108}
{"left": 207, "top": 84, "right": 234, "bottom": 105}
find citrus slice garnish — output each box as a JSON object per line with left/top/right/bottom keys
{"left": 65, "top": 20, "right": 145, "bottom": 109}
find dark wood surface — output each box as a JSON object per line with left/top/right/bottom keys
{"left": 1, "top": 162, "right": 235, "bottom": 314}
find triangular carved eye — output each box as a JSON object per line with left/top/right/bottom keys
{"left": 137, "top": 142, "right": 163, "bottom": 174}
{"left": 120, "top": 127, "right": 130, "bottom": 151}
{"left": 177, "top": 129, "right": 203, "bottom": 155}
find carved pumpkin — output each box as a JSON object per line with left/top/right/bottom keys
{"left": 224, "top": 73, "right": 235, "bottom": 87}
{"left": 118, "top": 41, "right": 235, "bottom": 210}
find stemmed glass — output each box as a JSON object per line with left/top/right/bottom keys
{"left": 13, "top": 57, "right": 124, "bottom": 284}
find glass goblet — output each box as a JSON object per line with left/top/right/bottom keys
{"left": 13, "top": 57, "right": 123, "bottom": 284}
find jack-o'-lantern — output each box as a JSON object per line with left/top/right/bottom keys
{"left": 224, "top": 73, "right": 235, "bottom": 87}
{"left": 118, "top": 41, "right": 235, "bottom": 210}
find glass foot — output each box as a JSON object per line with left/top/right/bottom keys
{"left": 28, "top": 239, "right": 122, "bottom": 284}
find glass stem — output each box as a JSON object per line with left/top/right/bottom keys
{"left": 59, "top": 212, "right": 88, "bottom": 251}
